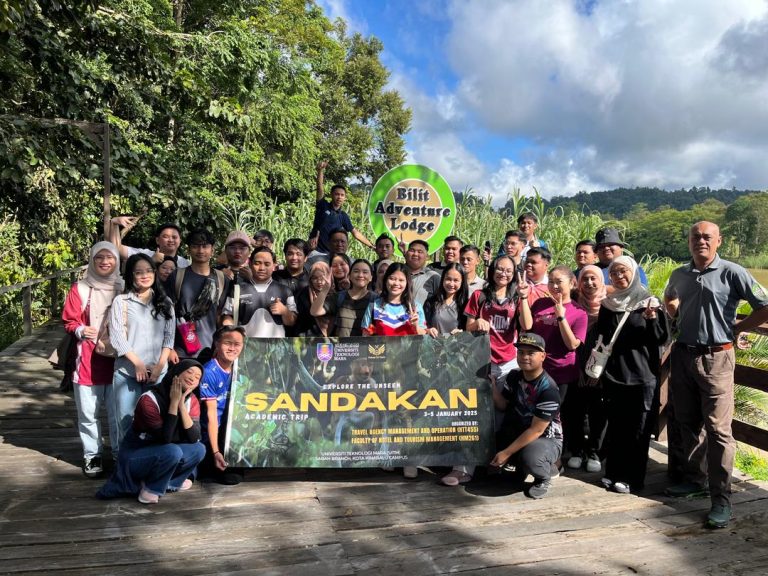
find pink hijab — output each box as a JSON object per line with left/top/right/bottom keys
{"left": 577, "top": 265, "right": 606, "bottom": 319}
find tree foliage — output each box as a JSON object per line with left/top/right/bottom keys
{"left": 0, "top": 0, "right": 410, "bottom": 271}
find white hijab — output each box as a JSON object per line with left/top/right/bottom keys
{"left": 82, "top": 241, "right": 123, "bottom": 327}
{"left": 602, "top": 256, "right": 658, "bottom": 312}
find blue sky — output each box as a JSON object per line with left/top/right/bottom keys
{"left": 320, "top": 0, "right": 768, "bottom": 205}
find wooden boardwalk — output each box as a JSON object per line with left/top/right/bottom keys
{"left": 2, "top": 324, "right": 768, "bottom": 575}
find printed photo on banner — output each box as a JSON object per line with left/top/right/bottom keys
{"left": 224, "top": 332, "right": 493, "bottom": 468}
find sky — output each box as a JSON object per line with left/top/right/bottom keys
{"left": 318, "top": 0, "right": 768, "bottom": 205}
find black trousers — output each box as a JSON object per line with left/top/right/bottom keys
{"left": 604, "top": 381, "right": 657, "bottom": 490}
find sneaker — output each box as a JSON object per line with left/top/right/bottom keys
{"left": 566, "top": 455, "right": 584, "bottom": 469}
{"left": 585, "top": 453, "right": 602, "bottom": 473}
{"left": 403, "top": 466, "right": 418, "bottom": 479}
{"left": 600, "top": 477, "right": 613, "bottom": 489}
{"left": 665, "top": 482, "right": 709, "bottom": 498}
{"left": 706, "top": 503, "right": 732, "bottom": 529}
{"left": 138, "top": 488, "right": 159, "bottom": 504}
{"left": 611, "top": 481, "right": 631, "bottom": 494}
{"left": 528, "top": 478, "right": 551, "bottom": 499}
{"left": 82, "top": 455, "right": 103, "bottom": 479}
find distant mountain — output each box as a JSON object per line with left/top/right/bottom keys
{"left": 543, "top": 187, "right": 762, "bottom": 218}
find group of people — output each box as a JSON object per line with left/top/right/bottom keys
{"left": 60, "top": 163, "right": 768, "bottom": 529}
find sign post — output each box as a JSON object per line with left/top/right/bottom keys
{"left": 368, "top": 164, "right": 456, "bottom": 255}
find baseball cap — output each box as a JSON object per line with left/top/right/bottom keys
{"left": 515, "top": 332, "right": 546, "bottom": 352}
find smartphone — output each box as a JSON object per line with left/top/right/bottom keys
{"left": 484, "top": 240, "right": 491, "bottom": 251}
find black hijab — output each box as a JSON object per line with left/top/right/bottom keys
{"left": 150, "top": 359, "right": 204, "bottom": 415}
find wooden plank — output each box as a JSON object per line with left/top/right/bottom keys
{"left": 733, "top": 418, "right": 768, "bottom": 451}
{"left": 735, "top": 363, "right": 768, "bottom": 394}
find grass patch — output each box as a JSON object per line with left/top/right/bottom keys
{"left": 735, "top": 448, "right": 768, "bottom": 481}
{"left": 748, "top": 268, "right": 768, "bottom": 287}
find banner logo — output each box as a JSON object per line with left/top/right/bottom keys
{"left": 316, "top": 343, "right": 334, "bottom": 362}
{"left": 368, "top": 343, "right": 386, "bottom": 357}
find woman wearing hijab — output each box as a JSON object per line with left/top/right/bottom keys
{"left": 592, "top": 256, "right": 668, "bottom": 494}
{"left": 294, "top": 261, "right": 335, "bottom": 336}
{"left": 62, "top": 242, "right": 123, "bottom": 478}
{"left": 96, "top": 360, "right": 206, "bottom": 504}
{"left": 565, "top": 264, "right": 608, "bottom": 473}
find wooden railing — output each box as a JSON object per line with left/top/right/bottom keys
{"left": 0, "top": 265, "right": 87, "bottom": 337}
{"left": 658, "top": 318, "right": 768, "bottom": 457}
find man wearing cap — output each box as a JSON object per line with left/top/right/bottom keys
{"left": 595, "top": 228, "right": 648, "bottom": 288}
{"left": 310, "top": 160, "right": 374, "bottom": 254}
{"left": 164, "top": 229, "right": 228, "bottom": 359}
{"left": 490, "top": 332, "right": 562, "bottom": 499}
{"left": 218, "top": 231, "right": 253, "bottom": 282}
{"left": 110, "top": 217, "right": 191, "bottom": 268}
{"left": 664, "top": 221, "right": 768, "bottom": 528}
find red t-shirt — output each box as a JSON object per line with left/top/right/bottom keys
{"left": 464, "top": 291, "right": 517, "bottom": 364}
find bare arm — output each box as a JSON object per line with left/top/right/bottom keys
{"left": 204, "top": 400, "right": 227, "bottom": 471}
{"left": 490, "top": 417, "right": 550, "bottom": 467}
{"left": 351, "top": 228, "right": 375, "bottom": 249}
{"left": 734, "top": 305, "right": 768, "bottom": 338}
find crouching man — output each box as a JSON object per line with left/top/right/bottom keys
{"left": 199, "top": 326, "right": 247, "bottom": 485}
{"left": 490, "top": 332, "right": 562, "bottom": 499}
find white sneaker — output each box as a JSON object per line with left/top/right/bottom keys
{"left": 586, "top": 455, "right": 602, "bottom": 473}
{"left": 403, "top": 466, "right": 418, "bottom": 479}
{"left": 566, "top": 455, "right": 583, "bottom": 469}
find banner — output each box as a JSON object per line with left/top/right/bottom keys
{"left": 224, "top": 332, "right": 493, "bottom": 468}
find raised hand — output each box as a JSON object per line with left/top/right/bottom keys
{"left": 270, "top": 297, "right": 287, "bottom": 316}
{"left": 516, "top": 269, "right": 530, "bottom": 300}
{"left": 170, "top": 375, "right": 183, "bottom": 406}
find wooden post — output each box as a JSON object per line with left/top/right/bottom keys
{"left": 49, "top": 277, "right": 59, "bottom": 317}
{"left": 102, "top": 122, "right": 111, "bottom": 240}
{"left": 22, "top": 286, "right": 32, "bottom": 337}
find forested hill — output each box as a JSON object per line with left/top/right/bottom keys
{"left": 546, "top": 187, "right": 761, "bottom": 218}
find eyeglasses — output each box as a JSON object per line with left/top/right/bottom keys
{"left": 133, "top": 268, "right": 155, "bottom": 277}
{"left": 495, "top": 268, "right": 516, "bottom": 276}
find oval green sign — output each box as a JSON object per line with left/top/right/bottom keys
{"left": 368, "top": 164, "right": 456, "bottom": 255}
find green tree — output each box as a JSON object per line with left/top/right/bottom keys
{"left": 724, "top": 193, "right": 768, "bottom": 257}
{"left": 0, "top": 0, "right": 410, "bottom": 272}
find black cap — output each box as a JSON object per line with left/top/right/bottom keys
{"left": 595, "top": 228, "right": 627, "bottom": 248}
{"left": 515, "top": 332, "right": 546, "bottom": 352}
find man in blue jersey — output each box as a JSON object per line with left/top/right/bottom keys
{"left": 199, "top": 325, "right": 246, "bottom": 485}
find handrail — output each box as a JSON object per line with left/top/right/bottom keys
{"left": 0, "top": 265, "right": 87, "bottom": 296}
{"left": 0, "top": 265, "right": 87, "bottom": 337}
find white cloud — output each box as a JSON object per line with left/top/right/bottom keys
{"left": 386, "top": 0, "right": 768, "bottom": 204}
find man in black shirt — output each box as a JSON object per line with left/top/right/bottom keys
{"left": 491, "top": 332, "right": 562, "bottom": 499}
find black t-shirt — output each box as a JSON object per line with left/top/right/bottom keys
{"left": 501, "top": 369, "right": 562, "bottom": 440}
{"left": 165, "top": 268, "right": 229, "bottom": 357}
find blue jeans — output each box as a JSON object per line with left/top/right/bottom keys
{"left": 97, "top": 439, "right": 206, "bottom": 499}
{"left": 128, "top": 442, "right": 206, "bottom": 496}
{"left": 111, "top": 371, "right": 146, "bottom": 451}
{"left": 112, "top": 368, "right": 166, "bottom": 453}
{"left": 73, "top": 383, "right": 117, "bottom": 460}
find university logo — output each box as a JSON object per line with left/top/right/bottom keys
{"left": 316, "top": 343, "right": 334, "bottom": 362}
{"left": 368, "top": 344, "right": 385, "bottom": 357}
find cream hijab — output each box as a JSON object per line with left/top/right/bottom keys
{"left": 602, "top": 256, "right": 658, "bottom": 312}
{"left": 82, "top": 241, "right": 123, "bottom": 327}
{"left": 577, "top": 264, "right": 606, "bottom": 318}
